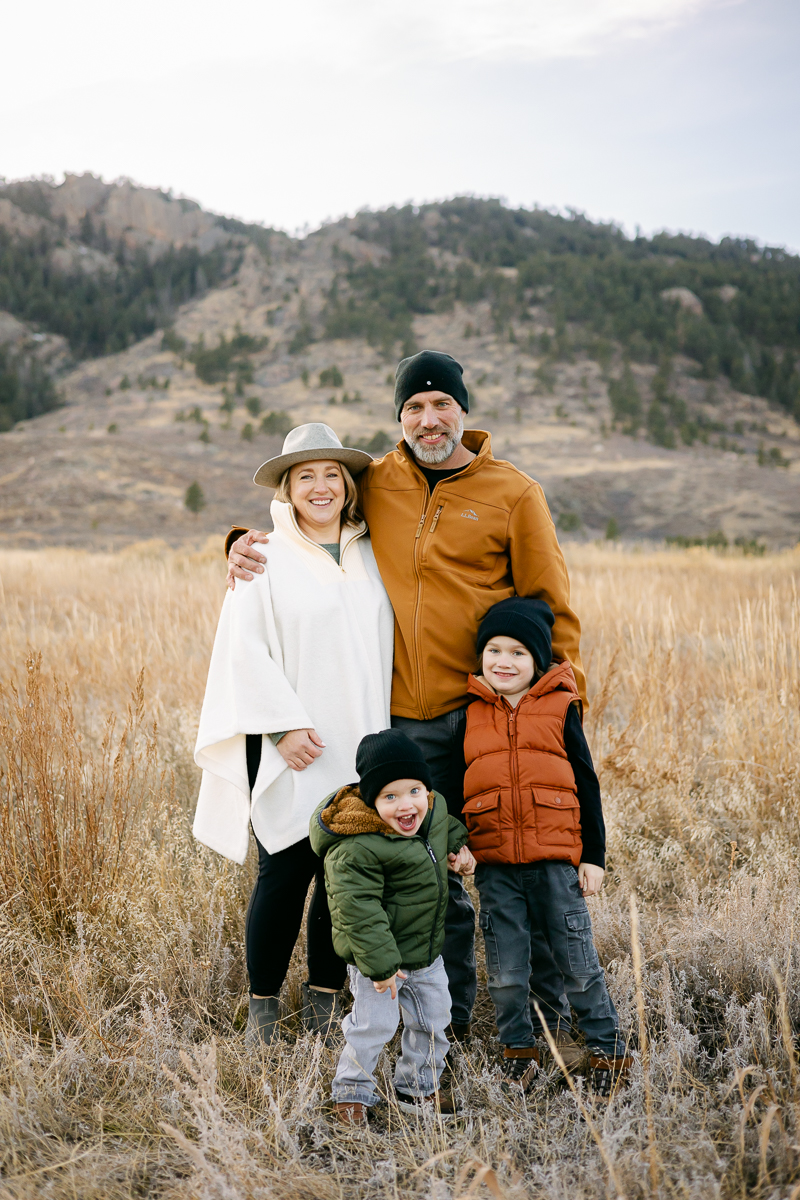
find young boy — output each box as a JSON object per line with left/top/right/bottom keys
{"left": 310, "top": 729, "right": 476, "bottom": 1126}
{"left": 463, "top": 596, "right": 630, "bottom": 1098}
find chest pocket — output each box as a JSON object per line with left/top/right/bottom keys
{"left": 532, "top": 786, "right": 580, "bottom": 846}
{"left": 419, "top": 498, "right": 505, "bottom": 581}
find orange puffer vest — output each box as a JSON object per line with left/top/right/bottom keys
{"left": 463, "top": 661, "right": 582, "bottom": 866}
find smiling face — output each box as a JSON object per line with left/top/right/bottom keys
{"left": 482, "top": 635, "right": 536, "bottom": 699}
{"left": 287, "top": 459, "right": 346, "bottom": 538}
{"left": 374, "top": 779, "right": 429, "bottom": 836}
{"left": 400, "top": 392, "right": 464, "bottom": 464}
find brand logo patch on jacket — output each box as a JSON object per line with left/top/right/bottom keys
{"left": 461, "top": 508, "right": 479, "bottom": 521}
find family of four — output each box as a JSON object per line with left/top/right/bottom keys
{"left": 193, "top": 349, "right": 629, "bottom": 1124}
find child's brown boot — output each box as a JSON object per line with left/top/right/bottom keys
{"left": 543, "top": 1029, "right": 586, "bottom": 1075}
{"left": 335, "top": 1101, "right": 368, "bottom": 1127}
{"left": 395, "top": 1088, "right": 461, "bottom": 1119}
{"left": 502, "top": 1046, "right": 540, "bottom": 1090}
{"left": 589, "top": 1055, "right": 632, "bottom": 1099}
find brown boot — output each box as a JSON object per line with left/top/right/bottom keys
{"left": 502, "top": 1046, "right": 540, "bottom": 1090}
{"left": 335, "top": 1101, "right": 368, "bottom": 1127}
{"left": 395, "top": 1088, "right": 461, "bottom": 1118}
{"left": 589, "top": 1055, "right": 633, "bottom": 1099}
{"left": 543, "top": 1029, "right": 586, "bottom": 1075}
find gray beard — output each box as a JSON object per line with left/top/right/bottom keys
{"left": 404, "top": 413, "right": 464, "bottom": 465}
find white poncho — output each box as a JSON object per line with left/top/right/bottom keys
{"left": 193, "top": 500, "right": 394, "bottom": 864}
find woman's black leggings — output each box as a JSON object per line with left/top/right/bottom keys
{"left": 244, "top": 735, "right": 346, "bottom": 997}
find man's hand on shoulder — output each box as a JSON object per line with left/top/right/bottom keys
{"left": 227, "top": 529, "right": 270, "bottom": 590}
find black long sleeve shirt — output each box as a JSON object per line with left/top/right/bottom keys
{"left": 561, "top": 703, "right": 606, "bottom": 868}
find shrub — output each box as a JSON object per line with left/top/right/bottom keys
{"left": 161, "top": 328, "right": 186, "bottom": 354}
{"left": 319, "top": 365, "right": 344, "bottom": 388}
{"left": 260, "top": 411, "right": 292, "bottom": 437}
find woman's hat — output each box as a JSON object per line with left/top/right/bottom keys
{"left": 253, "top": 423, "right": 374, "bottom": 488}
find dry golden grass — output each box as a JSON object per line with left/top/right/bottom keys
{"left": 0, "top": 541, "right": 799, "bottom": 1199}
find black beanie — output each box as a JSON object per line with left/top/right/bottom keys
{"left": 356, "top": 729, "right": 433, "bottom": 808}
{"left": 394, "top": 350, "right": 469, "bottom": 421}
{"left": 476, "top": 597, "right": 555, "bottom": 675}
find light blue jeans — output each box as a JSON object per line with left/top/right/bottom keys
{"left": 331, "top": 958, "right": 451, "bottom": 1106}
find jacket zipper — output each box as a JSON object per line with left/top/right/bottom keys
{"left": 411, "top": 497, "right": 446, "bottom": 718}
{"left": 424, "top": 837, "right": 445, "bottom": 963}
{"left": 508, "top": 706, "right": 523, "bottom": 861}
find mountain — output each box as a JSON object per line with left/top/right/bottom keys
{"left": 0, "top": 175, "right": 798, "bottom": 548}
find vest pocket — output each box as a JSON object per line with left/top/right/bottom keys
{"left": 531, "top": 786, "right": 580, "bottom": 847}
{"left": 462, "top": 790, "right": 501, "bottom": 850}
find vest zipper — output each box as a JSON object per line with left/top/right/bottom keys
{"left": 508, "top": 707, "right": 523, "bottom": 861}
{"left": 425, "top": 838, "right": 444, "bottom": 963}
{"left": 428, "top": 504, "right": 443, "bottom": 533}
{"left": 415, "top": 511, "right": 427, "bottom": 539}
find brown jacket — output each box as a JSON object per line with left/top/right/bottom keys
{"left": 227, "top": 429, "right": 585, "bottom": 719}
{"left": 359, "top": 431, "right": 585, "bottom": 718}
{"left": 462, "top": 662, "right": 583, "bottom": 866}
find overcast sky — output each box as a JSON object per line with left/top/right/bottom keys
{"left": 1, "top": 0, "right": 798, "bottom": 248}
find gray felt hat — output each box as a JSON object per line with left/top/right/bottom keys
{"left": 253, "top": 423, "right": 374, "bottom": 488}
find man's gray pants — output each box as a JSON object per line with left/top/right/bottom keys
{"left": 391, "top": 707, "right": 477, "bottom": 1025}
{"left": 331, "top": 959, "right": 451, "bottom": 1106}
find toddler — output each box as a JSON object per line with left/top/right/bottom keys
{"left": 310, "top": 728, "right": 475, "bottom": 1125}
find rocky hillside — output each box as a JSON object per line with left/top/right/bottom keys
{"left": 0, "top": 176, "right": 798, "bottom": 549}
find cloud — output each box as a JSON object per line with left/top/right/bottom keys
{"left": 372, "top": 0, "right": 732, "bottom": 63}
{"left": 0, "top": 0, "right": 730, "bottom": 113}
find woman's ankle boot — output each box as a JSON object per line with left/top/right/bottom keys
{"left": 301, "top": 983, "right": 342, "bottom": 1044}
{"left": 245, "top": 995, "right": 280, "bottom": 1049}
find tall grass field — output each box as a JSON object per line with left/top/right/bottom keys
{"left": 0, "top": 542, "right": 798, "bottom": 1199}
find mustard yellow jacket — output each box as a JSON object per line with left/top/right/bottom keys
{"left": 227, "top": 429, "right": 585, "bottom": 719}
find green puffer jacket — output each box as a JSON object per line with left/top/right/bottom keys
{"left": 310, "top": 785, "right": 469, "bottom": 981}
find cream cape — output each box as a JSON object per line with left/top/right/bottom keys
{"left": 193, "top": 500, "right": 394, "bottom": 863}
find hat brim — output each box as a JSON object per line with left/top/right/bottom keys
{"left": 253, "top": 446, "right": 374, "bottom": 489}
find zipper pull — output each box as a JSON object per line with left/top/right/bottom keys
{"left": 425, "top": 842, "right": 437, "bottom": 864}
{"left": 415, "top": 511, "right": 428, "bottom": 539}
{"left": 429, "top": 504, "right": 443, "bottom": 533}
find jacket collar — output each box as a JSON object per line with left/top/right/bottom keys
{"left": 270, "top": 500, "right": 366, "bottom": 569}
{"left": 394, "top": 429, "right": 493, "bottom": 487}
{"left": 468, "top": 660, "right": 579, "bottom": 708}
{"left": 319, "top": 783, "right": 436, "bottom": 840}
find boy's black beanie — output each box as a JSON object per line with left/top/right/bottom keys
{"left": 476, "top": 597, "right": 555, "bottom": 674}
{"left": 356, "top": 729, "right": 433, "bottom": 808}
{"left": 394, "top": 350, "right": 469, "bottom": 421}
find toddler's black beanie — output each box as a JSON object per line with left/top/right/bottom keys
{"left": 394, "top": 350, "right": 469, "bottom": 421}
{"left": 356, "top": 729, "right": 433, "bottom": 808}
{"left": 476, "top": 597, "right": 555, "bottom": 675}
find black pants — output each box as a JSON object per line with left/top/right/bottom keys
{"left": 244, "top": 735, "right": 346, "bottom": 997}
{"left": 391, "top": 708, "right": 478, "bottom": 1025}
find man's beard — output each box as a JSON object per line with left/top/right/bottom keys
{"left": 404, "top": 412, "right": 464, "bottom": 465}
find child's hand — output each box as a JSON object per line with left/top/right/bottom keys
{"left": 373, "top": 971, "right": 407, "bottom": 999}
{"left": 578, "top": 862, "right": 604, "bottom": 897}
{"left": 448, "top": 846, "right": 476, "bottom": 876}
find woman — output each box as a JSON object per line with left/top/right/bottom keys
{"left": 194, "top": 423, "right": 394, "bottom": 1046}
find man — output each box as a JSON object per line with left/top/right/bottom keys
{"left": 226, "top": 349, "right": 586, "bottom": 1036}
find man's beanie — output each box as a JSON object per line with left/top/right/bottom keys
{"left": 476, "top": 597, "right": 555, "bottom": 674}
{"left": 394, "top": 350, "right": 469, "bottom": 421}
{"left": 356, "top": 729, "right": 433, "bottom": 808}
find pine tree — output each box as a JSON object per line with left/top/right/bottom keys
{"left": 184, "top": 482, "right": 205, "bottom": 514}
